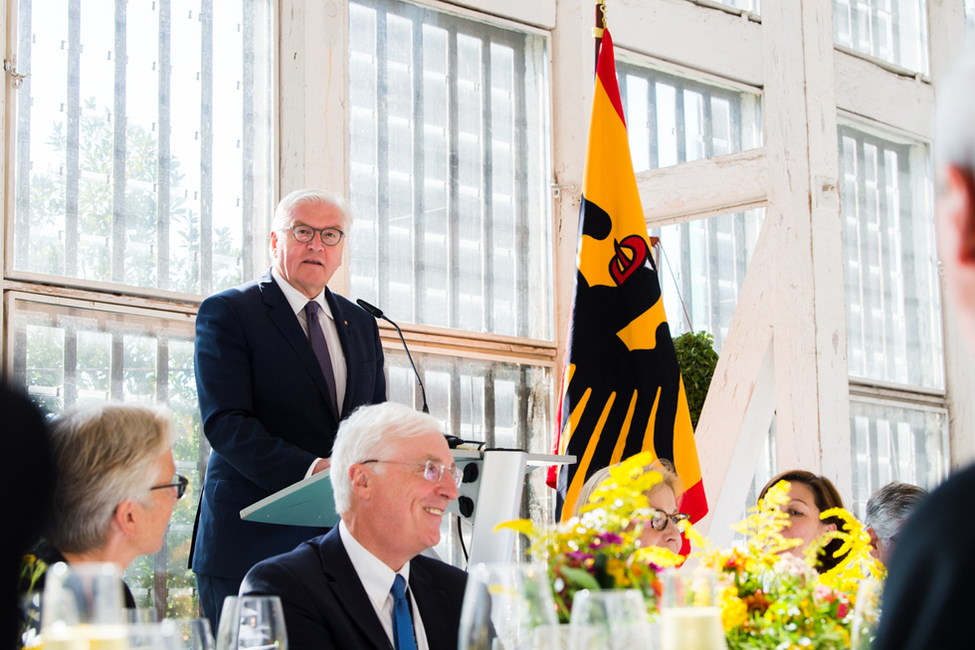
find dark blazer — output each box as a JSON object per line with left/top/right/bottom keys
{"left": 192, "top": 270, "right": 386, "bottom": 581}
{"left": 874, "top": 463, "right": 975, "bottom": 650}
{"left": 241, "top": 528, "right": 467, "bottom": 650}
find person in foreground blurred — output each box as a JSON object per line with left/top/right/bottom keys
{"left": 240, "top": 402, "right": 467, "bottom": 650}
{"left": 758, "top": 470, "right": 845, "bottom": 573}
{"left": 863, "top": 482, "right": 927, "bottom": 567}
{"left": 19, "top": 403, "right": 183, "bottom": 608}
{"left": 873, "top": 50, "right": 975, "bottom": 650}
{"left": 573, "top": 458, "right": 687, "bottom": 554}
{"left": 6, "top": 383, "right": 53, "bottom": 650}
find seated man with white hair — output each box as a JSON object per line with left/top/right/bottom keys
{"left": 863, "top": 482, "right": 927, "bottom": 567}
{"left": 241, "top": 402, "right": 467, "bottom": 650}
{"left": 19, "top": 403, "right": 184, "bottom": 606}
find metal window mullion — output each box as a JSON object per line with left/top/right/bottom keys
{"left": 450, "top": 357, "right": 462, "bottom": 439}
{"left": 447, "top": 29, "right": 460, "bottom": 330}
{"left": 705, "top": 214, "right": 720, "bottom": 335}
{"left": 64, "top": 327, "right": 78, "bottom": 406}
{"left": 702, "top": 90, "right": 714, "bottom": 159}
{"left": 376, "top": 9, "right": 390, "bottom": 309}
{"left": 855, "top": 136, "right": 873, "bottom": 376}
{"left": 647, "top": 77, "right": 658, "bottom": 171}
{"left": 66, "top": 0, "right": 82, "bottom": 277}
{"left": 874, "top": 143, "right": 894, "bottom": 381}
{"left": 483, "top": 365, "right": 495, "bottom": 448}
{"left": 157, "top": 0, "right": 172, "bottom": 290}
{"left": 200, "top": 0, "right": 214, "bottom": 296}
{"left": 152, "top": 334, "right": 170, "bottom": 619}
{"left": 14, "top": 0, "right": 33, "bottom": 270}
{"left": 674, "top": 83, "right": 686, "bottom": 165}
{"left": 898, "top": 147, "right": 923, "bottom": 386}
{"left": 516, "top": 365, "right": 528, "bottom": 450}
{"left": 412, "top": 14, "right": 425, "bottom": 323}
{"left": 513, "top": 41, "right": 529, "bottom": 338}
{"left": 480, "top": 37, "right": 493, "bottom": 333}
{"left": 241, "top": 0, "right": 258, "bottom": 281}
{"left": 112, "top": 0, "right": 128, "bottom": 284}
{"left": 111, "top": 331, "right": 124, "bottom": 400}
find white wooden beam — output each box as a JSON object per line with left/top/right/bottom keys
{"left": 637, "top": 148, "right": 768, "bottom": 225}
{"left": 761, "top": 0, "right": 851, "bottom": 495}
{"left": 610, "top": 0, "right": 763, "bottom": 88}
{"left": 279, "top": 0, "right": 351, "bottom": 294}
{"left": 834, "top": 49, "right": 935, "bottom": 140}
{"left": 440, "top": 0, "right": 556, "bottom": 29}
{"left": 551, "top": 0, "right": 592, "bottom": 379}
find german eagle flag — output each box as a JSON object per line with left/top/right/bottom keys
{"left": 550, "top": 30, "right": 708, "bottom": 527}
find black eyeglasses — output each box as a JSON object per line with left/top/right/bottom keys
{"left": 361, "top": 459, "right": 463, "bottom": 488}
{"left": 151, "top": 473, "right": 188, "bottom": 500}
{"left": 282, "top": 224, "right": 344, "bottom": 247}
{"left": 649, "top": 510, "right": 690, "bottom": 531}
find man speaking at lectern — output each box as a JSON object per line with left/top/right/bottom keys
{"left": 192, "top": 189, "right": 386, "bottom": 625}
{"left": 241, "top": 402, "right": 467, "bottom": 650}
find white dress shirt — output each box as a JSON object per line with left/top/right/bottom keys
{"left": 270, "top": 267, "right": 348, "bottom": 478}
{"left": 338, "top": 520, "right": 430, "bottom": 650}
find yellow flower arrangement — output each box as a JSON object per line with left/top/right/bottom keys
{"left": 693, "top": 481, "right": 883, "bottom": 650}
{"left": 498, "top": 452, "right": 682, "bottom": 623}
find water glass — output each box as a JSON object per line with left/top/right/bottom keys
{"left": 458, "top": 563, "right": 559, "bottom": 650}
{"left": 568, "top": 589, "right": 652, "bottom": 650}
{"left": 851, "top": 577, "right": 883, "bottom": 650}
{"left": 659, "top": 570, "right": 726, "bottom": 650}
{"left": 41, "top": 562, "right": 127, "bottom": 650}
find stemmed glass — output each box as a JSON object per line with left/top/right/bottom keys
{"left": 214, "top": 597, "right": 240, "bottom": 650}
{"left": 458, "top": 563, "right": 559, "bottom": 650}
{"left": 165, "top": 618, "right": 215, "bottom": 650}
{"left": 234, "top": 596, "right": 288, "bottom": 650}
{"left": 568, "top": 589, "right": 652, "bottom": 650}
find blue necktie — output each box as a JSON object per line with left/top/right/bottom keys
{"left": 391, "top": 574, "right": 417, "bottom": 650}
{"left": 304, "top": 301, "right": 339, "bottom": 416}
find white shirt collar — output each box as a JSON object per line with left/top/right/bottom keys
{"left": 270, "top": 266, "right": 335, "bottom": 321}
{"left": 338, "top": 520, "right": 411, "bottom": 610}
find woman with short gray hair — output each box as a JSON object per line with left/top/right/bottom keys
{"left": 20, "top": 403, "right": 183, "bottom": 608}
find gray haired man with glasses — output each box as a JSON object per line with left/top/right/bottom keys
{"left": 192, "top": 188, "right": 387, "bottom": 629}
{"left": 241, "top": 402, "right": 467, "bottom": 650}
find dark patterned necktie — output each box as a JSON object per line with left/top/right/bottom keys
{"left": 304, "top": 301, "right": 339, "bottom": 416}
{"left": 391, "top": 574, "right": 417, "bottom": 650}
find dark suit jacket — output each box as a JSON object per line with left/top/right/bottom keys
{"left": 192, "top": 270, "right": 386, "bottom": 581}
{"left": 240, "top": 528, "right": 467, "bottom": 650}
{"left": 873, "top": 463, "right": 975, "bottom": 650}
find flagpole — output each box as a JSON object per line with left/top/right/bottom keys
{"left": 593, "top": 2, "right": 606, "bottom": 73}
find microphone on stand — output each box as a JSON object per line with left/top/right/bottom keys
{"left": 356, "top": 298, "right": 431, "bottom": 415}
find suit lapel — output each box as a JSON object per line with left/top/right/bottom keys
{"left": 319, "top": 530, "right": 392, "bottom": 650}
{"left": 260, "top": 271, "right": 340, "bottom": 423}
{"left": 325, "top": 289, "right": 356, "bottom": 418}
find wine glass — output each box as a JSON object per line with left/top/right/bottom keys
{"left": 568, "top": 589, "right": 652, "bottom": 650}
{"left": 235, "top": 596, "right": 288, "bottom": 650}
{"left": 458, "top": 562, "right": 559, "bottom": 650}
{"left": 851, "top": 577, "right": 883, "bottom": 650}
{"left": 165, "top": 618, "right": 215, "bottom": 650}
{"left": 658, "top": 570, "right": 727, "bottom": 650}
{"left": 214, "top": 597, "right": 240, "bottom": 650}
